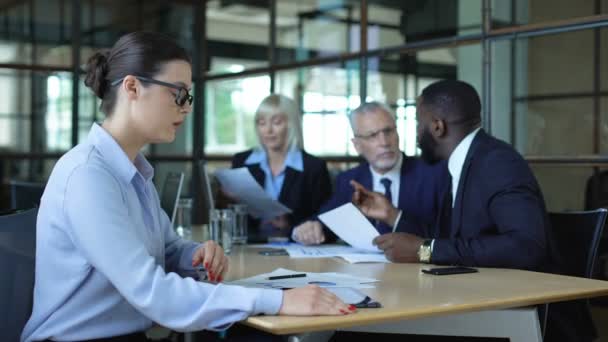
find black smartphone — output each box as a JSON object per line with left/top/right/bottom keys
{"left": 421, "top": 266, "right": 478, "bottom": 275}
{"left": 258, "top": 249, "right": 288, "bottom": 256}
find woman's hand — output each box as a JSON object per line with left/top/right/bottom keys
{"left": 192, "top": 240, "right": 229, "bottom": 283}
{"left": 279, "top": 285, "right": 356, "bottom": 316}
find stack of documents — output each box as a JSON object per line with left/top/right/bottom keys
{"left": 255, "top": 243, "right": 389, "bottom": 263}
{"left": 215, "top": 167, "right": 292, "bottom": 219}
{"left": 228, "top": 268, "right": 379, "bottom": 289}
{"left": 255, "top": 202, "right": 390, "bottom": 263}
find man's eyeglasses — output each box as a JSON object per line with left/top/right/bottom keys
{"left": 110, "top": 76, "right": 193, "bottom": 107}
{"left": 354, "top": 126, "right": 397, "bottom": 142}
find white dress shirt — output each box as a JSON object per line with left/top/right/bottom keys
{"left": 430, "top": 127, "right": 481, "bottom": 252}
{"left": 21, "top": 124, "right": 282, "bottom": 342}
{"left": 369, "top": 153, "right": 403, "bottom": 231}
{"left": 447, "top": 127, "right": 481, "bottom": 206}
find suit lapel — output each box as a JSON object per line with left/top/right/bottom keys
{"left": 450, "top": 158, "right": 471, "bottom": 238}
{"left": 358, "top": 166, "right": 373, "bottom": 192}
{"left": 278, "top": 167, "right": 298, "bottom": 204}
{"left": 248, "top": 164, "right": 265, "bottom": 188}
{"left": 449, "top": 130, "right": 486, "bottom": 238}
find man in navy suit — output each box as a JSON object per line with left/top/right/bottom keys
{"left": 353, "top": 80, "right": 553, "bottom": 267}
{"left": 293, "top": 102, "right": 446, "bottom": 245}
{"left": 352, "top": 80, "right": 590, "bottom": 342}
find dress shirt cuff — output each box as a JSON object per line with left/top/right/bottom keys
{"left": 291, "top": 227, "right": 298, "bottom": 242}
{"left": 392, "top": 210, "right": 403, "bottom": 232}
{"left": 252, "top": 288, "right": 284, "bottom": 316}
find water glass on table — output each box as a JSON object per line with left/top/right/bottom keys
{"left": 175, "top": 198, "right": 192, "bottom": 240}
{"left": 229, "top": 204, "right": 248, "bottom": 244}
{"left": 209, "top": 209, "right": 234, "bottom": 254}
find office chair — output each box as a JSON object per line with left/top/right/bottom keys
{"left": 549, "top": 209, "right": 607, "bottom": 279}
{"left": 0, "top": 208, "right": 38, "bottom": 342}
{"left": 160, "top": 172, "right": 184, "bottom": 226}
{"left": 542, "top": 208, "right": 608, "bottom": 341}
{"left": 9, "top": 180, "right": 45, "bottom": 211}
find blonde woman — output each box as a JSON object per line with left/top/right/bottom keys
{"left": 231, "top": 94, "right": 332, "bottom": 242}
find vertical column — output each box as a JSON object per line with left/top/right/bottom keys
{"left": 193, "top": 0, "right": 207, "bottom": 224}
{"left": 71, "top": 0, "right": 81, "bottom": 147}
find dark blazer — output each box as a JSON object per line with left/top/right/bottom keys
{"left": 407, "top": 129, "right": 554, "bottom": 269}
{"left": 232, "top": 149, "right": 332, "bottom": 241}
{"left": 318, "top": 154, "right": 447, "bottom": 234}
{"left": 398, "top": 130, "right": 591, "bottom": 342}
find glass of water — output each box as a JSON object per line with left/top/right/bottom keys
{"left": 209, "top": 209, "right": 234, "bottom": 254}
{"left": 229, "top": 204, "right": 248, "bottom": 244}
{"left": 175, "top": 198, "right": 192, "bottom": 240}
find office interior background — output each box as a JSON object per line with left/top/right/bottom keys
{"left": 1, "top": 0, "right": 608, "bottom": 251}
{"left": 0, "top": 0, "right": 607, "bottom": 337}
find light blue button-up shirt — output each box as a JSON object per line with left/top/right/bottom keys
{"left": 245, "top": 146, "right": 303, "bottom": 200}
{"left": 21, "top": 123, "right": 282, "bottom": 342}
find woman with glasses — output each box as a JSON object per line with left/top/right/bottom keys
{"left": 22, "top": 32, "right": 353, "bottom": 342}
{"left": 230, "top": 94, "right": 333, "bottom": 243}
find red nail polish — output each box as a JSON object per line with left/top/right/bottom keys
{"left": 205, "top": 262, "right": 209, "bottom": 268}
{"left": 348, "top": 305, "right": 356, "bottom": 311}
{"left": 339, "top": 309, "right": 347, "bottom": 314}
{"left": 218, "top": 276, "right": 223, "bottom": 282}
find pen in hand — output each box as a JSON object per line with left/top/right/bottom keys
{"left": 267, "top": 273, "right": 307, "bottom": 280}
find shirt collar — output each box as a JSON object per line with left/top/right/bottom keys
{"left": 88, "top": 123, "right": 154, "bottom": 184}
{"left": 448, "top": 127, "right": 481, "bottom": 180}
{"left": 244, "top": 145, "right": 304, "bottom": 172}
{"left": 369, "top": 152, "right": 403, "bottom": 183}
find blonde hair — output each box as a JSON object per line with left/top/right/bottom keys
{"left": 254, "top": 94, "right": 303, "bottom": 150}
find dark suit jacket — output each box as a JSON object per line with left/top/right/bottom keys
{"left": 318, "top": 154, "right": 447, "bottom": 236}
{"left": 402, "top": 130, "right": 554, "bottom": 269}
{"left": 397, "top": 130, "right": 591, "bottom": 342}
{"left": 232, "top": 149, "right": 332, "bottom": 241}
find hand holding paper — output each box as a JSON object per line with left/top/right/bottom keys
{"left": 215, "top": 168, "right": 292, "bottom": 219}
{"left": 350, "top": 180, "right": 400, "bottom": 226}
{"left": 318, "top": 203, "right": 381, "bottom": 252}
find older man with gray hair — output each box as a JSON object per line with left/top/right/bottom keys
{"left": 293, "top": 101, "right": 447, "bottom": 246}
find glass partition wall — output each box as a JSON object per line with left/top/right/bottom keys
{"left": 0, "top": 0, "right": 607, "bottom": 216}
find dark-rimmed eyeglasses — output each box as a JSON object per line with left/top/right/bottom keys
{"left": 354, "top": 125, "right": 397, "bottom": 142}
{"left": 110, "top": 76, "right": 193, "bottom": 107}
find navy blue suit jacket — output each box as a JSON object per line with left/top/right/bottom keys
{"left": 318, "top": 154, "right": 447, "bottom": 236}
{"left": 402, "top": 130, "right": 553, "bottom": 270}
{"left": 409, "top": 130, "right": 592, "bottom": 342}
{"left": 232, "top": 149, "right": 332, "bottom": 241}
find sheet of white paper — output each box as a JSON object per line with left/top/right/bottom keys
{"left": 215, "top": 168, "right": 292, "bottom": 219}
{"left": 318, "top": 203, "right": 381, "bottom": 252}
{"left": 339, "top": 253, "right": 390, "bottom": 263}
{"left": 228, "top": 268, "right": 378, "bottom": 289}
{"left": 283, "top": 244, "right": 379, "bottom": 258}
{"left": 250, "top": 243, "right": 388, "bottom": 263}
{"left": 326, "top": 287, "right": 368, "bottom": 304}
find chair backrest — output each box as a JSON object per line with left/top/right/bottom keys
{"left": 160, "top": 172, "right": 184, "bottom": 226}
{"left": 549, "top": 208, "right": 608, "bottom": 278}
{"left": 0, "top": 208, "right": 38, "bottom": 342}
{"left": 197, "top": 160, "right": 215, "bottom": 225}
{"left": 9, "top": 180, "right": 45, "bottom": 211}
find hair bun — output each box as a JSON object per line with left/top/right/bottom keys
{"left": 84, "top": 51, "right": 110, "bottom": 99}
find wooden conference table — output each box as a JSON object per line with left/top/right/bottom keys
{"left": 221, "top": 245, "right": 608, "bottom": 342}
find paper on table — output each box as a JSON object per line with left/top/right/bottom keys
{"left": 318, "top": 203, "right": 381, "bottom": 252}
{"left": 215, "top": 168, "right": 292, "bottom": 219}
{"left": 228, "top": 268, "right": 379, "bottom": 289}
{"left": 339, "top": 253, "right": 389, "bottom": 263}
{"left": 326, "top": 287, "right": 368, "bottom": 304}
{"left": 250, "top": 243, "right": 389, "bottom": 263}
